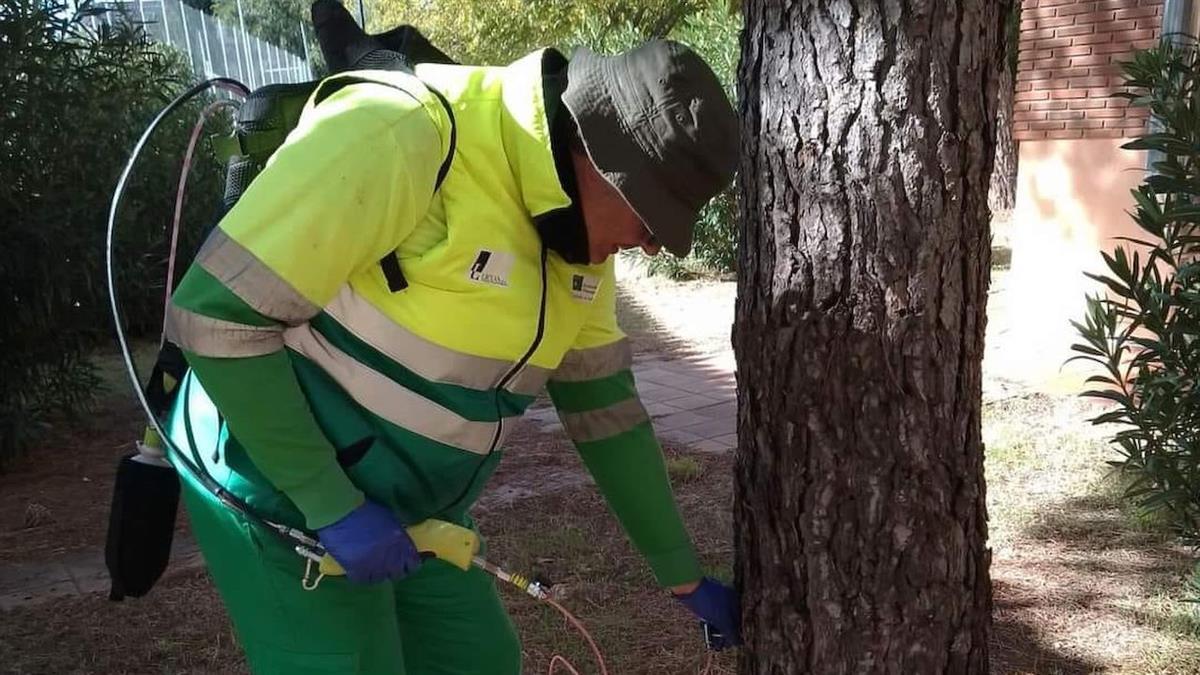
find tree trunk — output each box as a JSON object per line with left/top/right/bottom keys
{"left": 733, "top": 2, "right": 1010, "bottom": 673}
{"left": 988, "top": 12, "right": 1019, "bottom": 214}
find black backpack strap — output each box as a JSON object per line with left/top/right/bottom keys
{"left": 426, "top": 86, "right": 457, "bottom": 191}
{"left": 380, "top": 253, "right": 408, "bottom": 292}
{"left": 312, "top": 74, "right": 457, "bottom": 292}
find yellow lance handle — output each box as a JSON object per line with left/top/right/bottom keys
{"left": 316, "top": 519, "right": 481, "bottom": 576}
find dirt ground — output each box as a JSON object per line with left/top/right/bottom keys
{"left": 2, "top": 263, "right": 1199, "bottom": 674}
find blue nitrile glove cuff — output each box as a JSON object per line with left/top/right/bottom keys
{"left": 315, "top": 500, "right": 421, "bottom": 584}
{"left": 674, "top": 577, "right": 742, "bottom": 650}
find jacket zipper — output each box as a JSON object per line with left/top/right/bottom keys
{"left": 487, "top": 245, "right": 550, "bottom": 453}
{"left": 437, "top": 245, "right": 549, "bottom": 516}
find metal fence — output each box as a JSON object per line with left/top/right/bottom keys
{"left": 80, "top": 0, "right": 313, "bottom": 88}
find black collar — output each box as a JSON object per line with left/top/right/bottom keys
{"left": 534, "top": 49, "right": 590, "bottom": 264}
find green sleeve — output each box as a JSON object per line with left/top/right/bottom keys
{"left": 186, "top": 351, "right": 363, "bottom": 528}
{"left": 171, "top": 267, "right": 363, "bottom": 529}
{"left": 548, "top": 372, "right": 702, "bottom": 587}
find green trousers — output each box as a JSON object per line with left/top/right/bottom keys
{"left": 167, "top": 372, "right": 521, "bottom": 674}
{"left": 179, "top": 458, "right": 522, "bottom": 675}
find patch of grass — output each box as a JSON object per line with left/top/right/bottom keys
{"left": 0, "top": 570, "right": 247, "bottom": 674}
{"left": 538, "top": 524, "right": 591, "bottom": 556}
{"left": 991, "top": 244, "right": 1012, "bottom": 270}
{"left": 700, "top": 563, "right": 734, "bottom": 586}
{"left": 477, "top": 448, "right": 737, "bottom": 674}
{"left": 984, "top": 394, "right": 1111, "bottom": 548}
{"left": 1132, "top": 630, "right": 1200, "bottom": 675}
{"left": 1140, "top": 591, "right": 1200, "bottom": 639}
{"left": 985, "top": 392, "right": 1200, "bottom": 674}
{"left": 666, "top": 456, "right": 703, "bottom": 483}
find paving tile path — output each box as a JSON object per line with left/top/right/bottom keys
{"left": 526, "top": 350, "right": 738, "bottom": 453}
{"left": 0, "top": 538, "right": 202, "bottom": 610}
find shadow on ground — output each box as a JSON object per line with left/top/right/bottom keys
{"left": 992, "top": 578, "right": 1108, "bottom": 675}
{"left": 991, "top": 481, "right": 1197, "bottom": 674}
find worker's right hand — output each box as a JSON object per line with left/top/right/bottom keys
{"left": 315, "top": 500, "right": 421, "bottom": 584}
{"left": 674, "top": 577, "right": 742, "bottom": 650}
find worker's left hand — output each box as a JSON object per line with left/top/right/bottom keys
{"left": 673, "top": 577, "right": 742, "bottom": 649}
{"left": 316, "top": 500, "right": 421, "bottom": 584}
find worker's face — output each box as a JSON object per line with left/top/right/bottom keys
{"left": 571, "top": 148, "right": 661, "bottom": 265}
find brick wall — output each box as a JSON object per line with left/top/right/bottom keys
{"left": 1015, "top": 0, "right": 1163, "bottom": 141}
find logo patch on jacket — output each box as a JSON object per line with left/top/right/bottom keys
{"left": 571, "top": 274, "right": 601, "bottom": 302}
{"left": 467, "top": 250, "right": 514, "bottom": 287}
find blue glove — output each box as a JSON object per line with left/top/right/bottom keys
{"left": 674, "top": 577, "right": 742, "bottom": 650}
{"left": 315, "top": 501, "right": 421, "bottom": 584}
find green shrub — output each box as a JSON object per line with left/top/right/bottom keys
{"left": 1072, "top": 38, "right": 1200, "bottom": 543}
{"left": 691, "top": 186, "right": 736, "bottom": 273}
{"left": 1, "top": 1, "right": 223, "bottom": 465}
{"left": 370, "top": 0, "right": 703, "bottom": 66}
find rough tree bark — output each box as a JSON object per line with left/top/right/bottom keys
{"left": 733, "top": 1, "right": 1011, "bottom": 673}
{"left": 988, "top": 3, "right": 1020, "bottom": 214}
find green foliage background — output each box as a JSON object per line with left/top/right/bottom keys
{"left": 1072, "top": 38, "right": 1200, "bottom": 543}
{"left": 1, "top": 0, "right": 223, "bottom": 464}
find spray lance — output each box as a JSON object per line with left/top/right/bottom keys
{"left": 290, "top": 517, "right": 551, "bottom": 601}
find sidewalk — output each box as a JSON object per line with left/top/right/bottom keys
{"left": 526, "top": 351, "right": 737, "bottom": 453}
{"left": 0, "top": 538, "right": 202, "bottom": 611}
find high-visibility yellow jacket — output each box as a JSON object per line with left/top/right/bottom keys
{"left": 167, "top": 49, "right": 700, "bottom": 586}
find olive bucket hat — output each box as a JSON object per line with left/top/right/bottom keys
{"left": 562, "top": 40, "right": 739, "bottom": 257}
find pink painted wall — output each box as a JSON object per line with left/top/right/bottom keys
{"left": 1001, "top": 137, "right": 1148, "bottom": 392}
